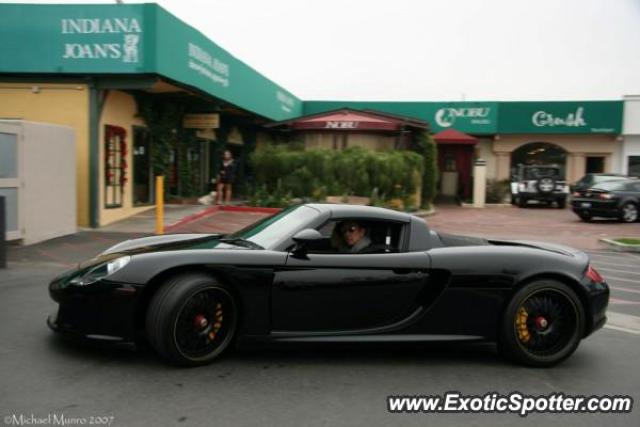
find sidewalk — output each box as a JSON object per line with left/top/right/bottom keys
{"left": 93, "top": 204, "right": 207, "bottom": 234}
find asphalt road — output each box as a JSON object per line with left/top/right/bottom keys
{"left": 1, "top": 237, "right": 639, "bottom": 427}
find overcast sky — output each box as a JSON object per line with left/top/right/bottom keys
{"left": 7, "top": 0, "right": 640, "bottom": 101}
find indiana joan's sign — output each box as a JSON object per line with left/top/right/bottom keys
{"left": 0, "top": 3, "right": 302, "bottom": 121}
{"left": 0, "top": 4, "right": 150, "bottom": 73}
{"left": 61, "top": 17, "right": 143, "bottom": 64}
{"left": 498, "top": 102, "right": 623, "bottom": 134}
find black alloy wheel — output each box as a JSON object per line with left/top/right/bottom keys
{"left": 146, "top": 273, "right": 237, "bottom": 366}
{"left": 498, "top": 280, "right": 584, "bottom": 367}
{"left": 578, "top": 212, "right": 592, "bottom": 222}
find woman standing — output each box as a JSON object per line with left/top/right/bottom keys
{"left": 215, "top": 150, "right": 236, "bottom": 205}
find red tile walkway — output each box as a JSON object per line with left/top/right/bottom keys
{"left": 167, "top": 209, "right": 271, "bottom": 234}
{"left": 426, "top": 205, "right": 640, "bottom": 250}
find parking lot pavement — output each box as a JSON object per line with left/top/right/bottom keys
{"left": 427, "top": 205, "right": 640, "bottom": 250}
{"left": 166, "top": 209, "right": 271, "bottom": 234}
{"left": 588, "top": 250, "right": 640, "bottom": 320}
{"left": 1, "top": 206, "right": 639, "bottom": 427}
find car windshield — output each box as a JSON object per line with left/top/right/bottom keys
{"left": 226, "top": 204, "right": 320, "bottom": 249}
{"left": 524, "top": 167, "right": 560, "bottom": 180}
{"left": 592, "top": 180, "right": 628, "bottom": 191}
{"left": 593, "top": 175, "right": 625, "bottom": 184}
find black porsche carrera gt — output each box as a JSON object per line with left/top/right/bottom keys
{"left": 48, "top": 204, "right": 609, "bottom": 367}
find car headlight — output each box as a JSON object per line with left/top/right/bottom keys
{"left": 70, "top": 256, "right": 131, "bottom": 286}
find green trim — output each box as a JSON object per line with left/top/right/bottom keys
{"left": 95, "top": 76, "right": 158, "bottom": 90}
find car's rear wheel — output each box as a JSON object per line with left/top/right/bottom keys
{"left": 620, "top": 202, "right": 639, "bottom": 223}
{"left": 498, "top": 280, "right": 584, "bottom": 367}
{"left": 146, "top": 273, "right": 237, "bottom": 366}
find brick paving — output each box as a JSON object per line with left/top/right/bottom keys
{"left": 167, "top": 210, "right": 271, "bottom": 234}
{"left": 426, "top": 205, "right": 640, "bottom": 250}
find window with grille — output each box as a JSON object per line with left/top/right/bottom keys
{"left": 104, "top": 125, "right": 128, "bottom": 208}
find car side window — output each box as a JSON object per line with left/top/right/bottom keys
{"left": 308, "top": 219, "right": 403, "bottom": 254}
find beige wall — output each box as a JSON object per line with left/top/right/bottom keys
{"left": 475, "top": 139, "right": 498, "bottom": 180}
{"left": 0, "top": 82, "right": 90, "bottom": 226}
{"left": 98, "top": 90, "right": 152, "bottom": 226}
{"left": 492, "top": 134, "right": 617, "bottom": 182}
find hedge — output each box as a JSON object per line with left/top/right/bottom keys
{"left": 249, "top": 145, "right": 423, "bottom": 207}
{"left": 410, "top": 129, "right": 438, "bottom": 209}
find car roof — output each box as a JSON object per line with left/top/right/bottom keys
{"left": 305, "top": 203, "right": 413, "bottom": 222}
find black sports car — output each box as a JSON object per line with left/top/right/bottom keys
{"left": 48, "top": 204, "right": 609, "bottom": 367}
{"left": 571, "top": 179, "right": 640, "bottom": 222}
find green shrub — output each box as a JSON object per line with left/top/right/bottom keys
{"left": 485, "top": 179, "right": 510, "bottom": 203}
{"left": 249, "top": 145, "right": 423, "bottom": 208}
{"left": 410, "top": 130, "right": 438, "bottom": 209}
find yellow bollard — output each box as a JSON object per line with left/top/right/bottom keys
{"left": 155, "top": 175, "right": 164, "bottom": 235}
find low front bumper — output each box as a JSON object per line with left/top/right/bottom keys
{"left": 48, "top": 279, "right": 143, "bottom": 347}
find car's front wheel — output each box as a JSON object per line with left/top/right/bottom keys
{"left": 146, "top": 273, "right": 237, "bottom": 366}
{"left": 498, "top": 280, "right": 584, "bottom": 367}
{"left": 577, "top": 212, "right": 592, "bottom": 222}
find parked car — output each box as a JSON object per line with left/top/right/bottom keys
{"left": 510, "top": 165, "right": 569, "bottom": 208}
{"left": 572, "top": 173, "right": 632, "bottom": 192}
{"left": 571, "top": 179, "right": 640, "bottom": 222}
{"left": 48, "top": 204, "right": 609, "bottom": 367}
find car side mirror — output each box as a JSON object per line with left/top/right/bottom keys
{"left": 290, "top": 228, "right": 323, "bottom": 258}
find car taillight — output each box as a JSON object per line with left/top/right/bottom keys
{"left": 586, "top": 265, "right": 604, "bottom": 283}
{"left": 572, "top": 192, "right": 581, "bottom": 197}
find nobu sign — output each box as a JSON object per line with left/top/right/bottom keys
{"left": 325, "top": 121, "right": 358, "bottom": 129}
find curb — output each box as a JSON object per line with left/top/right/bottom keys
{"left": 599, "top": 238, "right": 640, "bottom": 253}
{"left": 165, "top": 205, "right": 281, "bottom": 233}
{"left": 461, "top": 203, "right": 513, "bottom": 208}
{"left": 413, "top": 207, "right": 436, "bottom": 217}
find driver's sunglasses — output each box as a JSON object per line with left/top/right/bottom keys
{"left": 341, "top": 225, "right": 359, "bottom": 234}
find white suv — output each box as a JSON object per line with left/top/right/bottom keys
{"left": 510, "top": 165, "right": 569, "bottom": 208}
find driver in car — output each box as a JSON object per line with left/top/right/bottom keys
{"left": 332, "top": 220, "right": 376, "bottom": 253}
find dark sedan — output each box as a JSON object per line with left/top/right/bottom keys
{"left": 48, "top": 204, "right": 609, "bottom": 367}
{"left": 571, "top": 179, "right": 640, "bottom": 222}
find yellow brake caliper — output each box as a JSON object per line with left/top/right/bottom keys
{"left": 516, "top": 307, "right": 530, "bottom": 343}
{"left": 208, "top": 303, "right": 224, "bottom": 341}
